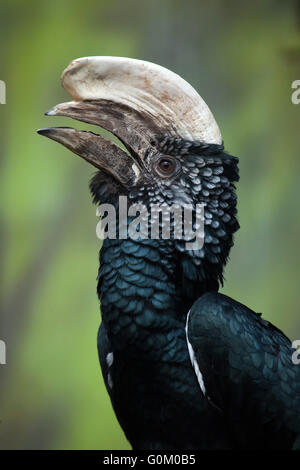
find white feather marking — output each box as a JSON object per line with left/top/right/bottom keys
{"left": 185, "top": 309, "right": 206, "bottom": 395}
{"left": 106, "top": 352, "right": 114, "bottom": 368}
{"left": 106, "top": 352, "right": 114, "bottom": 389}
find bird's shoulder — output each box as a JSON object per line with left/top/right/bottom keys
{"left": 188, "top": 291, "right": 291, "bottom": 348}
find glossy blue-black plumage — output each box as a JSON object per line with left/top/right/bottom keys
{"left": 92, "top": 138, "right": 299, "bottom": 449}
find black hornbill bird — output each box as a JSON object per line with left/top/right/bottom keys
{"left": 38, "top": 57, "right": 300, "bottom": 449}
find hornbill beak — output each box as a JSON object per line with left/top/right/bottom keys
{"left": 37, "top": 127, "right": 135, "bottom": 185}
{"left": 38, "top": 56, "right": 222, "bottom": 182}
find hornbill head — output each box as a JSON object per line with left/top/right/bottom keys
{"left": 38, "top": 57, "right": 239, "bottom": 287}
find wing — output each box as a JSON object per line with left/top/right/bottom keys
{"left": 186, "top": 291, "right": 300, "bottom": 449}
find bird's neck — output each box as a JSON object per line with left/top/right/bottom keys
{"left": 98, "top": 239, "right": 188, "bottom": 361}
{"left": 97, "top": 236, "right": 216, "bottom": 361}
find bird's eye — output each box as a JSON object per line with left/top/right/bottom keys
{"left": 154, "top": 156, "right": 178, "bottom": 178}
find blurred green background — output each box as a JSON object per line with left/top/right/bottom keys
{"left": 0, "top": 0, "right": 300, "bottom": 450}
